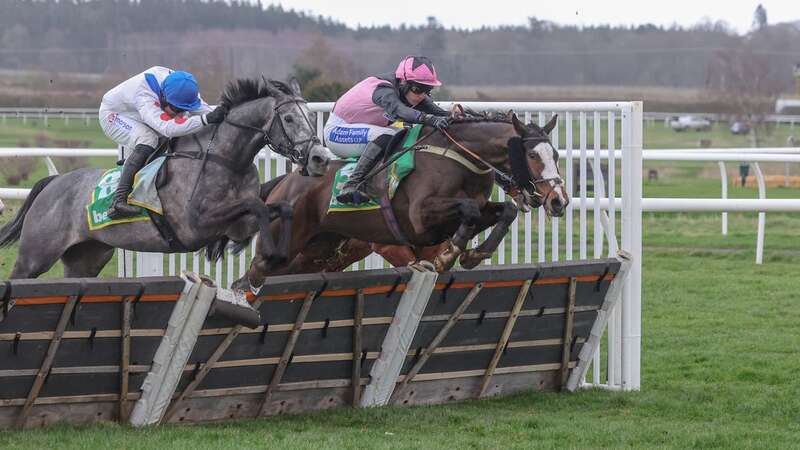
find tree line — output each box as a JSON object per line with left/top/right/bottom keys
{"left": 0, "top": 0, "right": 798, "bottom": 94}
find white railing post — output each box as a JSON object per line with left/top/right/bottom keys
{"left": 593, "top": 112, "right": 603, "bottom": 258}
{"left": 565, "top": 112, "right": 574, "bottom": 261}
{"left": 620, "top": 102, "right": 643, "bottom": 391}
{"left": 718, "top": 162, "right": 728, "bottom": 235}
{"left": 579, "top": 112, "right": 588, "bottom": 260}
{"left": 551, "top": 112, "right": 560, "bottom": 261}
{"left": 754, "top": 162, "right": 766, "bottom": 265}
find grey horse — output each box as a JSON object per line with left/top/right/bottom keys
{"left": 0, "top": 78, "right": 333, "bottom": 280}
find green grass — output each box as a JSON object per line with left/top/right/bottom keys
{"left": 1, "top": 119, "right": 800, "bottom": 448}
{"left": 0, "top": 117, "right": 113, "bottom": 149}
{"left": 0, "top": 244, "right": 798, "bottom": 449}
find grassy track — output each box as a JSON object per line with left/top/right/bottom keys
{"left": 0, "top": 243, "right": 797, "bottom": 449}
{"left": 0, "top": 119, "right": 799, "bottom": 448}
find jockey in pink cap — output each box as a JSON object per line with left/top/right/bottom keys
{"left": 324, "top": 56, "right": 450, "bottom": 204}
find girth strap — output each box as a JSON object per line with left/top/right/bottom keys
{"left": 379, "top": 192, "right": 410, "bottom": 246}
{"left": 146, "top": 210, "right": 189, "bottom": 253}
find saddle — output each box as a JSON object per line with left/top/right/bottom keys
{"left": 108, "top": 138, "right": 183, "bottom": 251}
{"left": 327, "top": 126, "right": 418, "bottom": 244}
{"left": 362, "top": 127, "right": 411, "bottom": 199}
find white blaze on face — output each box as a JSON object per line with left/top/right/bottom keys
{"left": 532, "top": 142, "right": 567, "bottom": 205}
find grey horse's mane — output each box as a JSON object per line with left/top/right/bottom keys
{"left": 219, "top": 78, "right": 293, "bottom": 109}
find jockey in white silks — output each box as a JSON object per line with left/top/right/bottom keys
{"left": 98, "top": 66, "right": 229, "bottom": 219}
{"left": 324, "top": 56, "right": 450, "bottom": 204}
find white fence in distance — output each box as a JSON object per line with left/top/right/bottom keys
{"left": 3, "top": 101, "right": 645, "bottom": 392}
{"left": 20, "top": 100, "right": 800, "bottom": 393}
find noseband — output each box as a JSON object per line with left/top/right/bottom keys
{"left": 224, "top": 96, "right": 320, "bottom": 165}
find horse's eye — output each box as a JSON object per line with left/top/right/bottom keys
{"left": 285, "top": 115, "right": 294, "bottom": 123}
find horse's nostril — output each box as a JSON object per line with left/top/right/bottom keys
{"left": 550, "top": 197, "right": 562, "bottom": 210}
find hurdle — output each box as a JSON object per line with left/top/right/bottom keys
{"left": 0, "top": 253, "right": 630, "bottom": 429}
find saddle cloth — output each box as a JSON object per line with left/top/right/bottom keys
{"left": 327, "top": 124, "right": 421, "bottom": 213}
{"left": 86, "top": 157, "right": 165, "bottom": 230}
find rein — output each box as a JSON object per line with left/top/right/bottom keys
{"left": 440, "top": 128, "right": 563, "bottom": 198}
{"left": 182, "top": 95, "right": 318, "bottom": 203}
{"left": 224, "top": 96, "right": 320, "bottom": 166}
{"left": 360, "top": 127, "right": 438, "bottom": 184}
{"left": 440, "top": 128, "right": 516, "bottom": 186}
{"left": 186, "top": 124, "right": 220, "bottom": 203}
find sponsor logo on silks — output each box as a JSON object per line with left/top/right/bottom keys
{"left": 329, "top": 127, "right": 369, "bottom": 144}
{"left": 159, "top": 111, "right": 188, "bottom": 124}
{"left": 108, "top": 113, "right": 133, "bottom": 132}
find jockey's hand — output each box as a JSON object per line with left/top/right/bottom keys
{"left": 449, "top": 104, "right": 466, "bottom": 120}
{"left": 423, "top": 113, "right": 449, "bottom": 131}
{"left": 203, "top": 105, "right": 229, "bottom": 125}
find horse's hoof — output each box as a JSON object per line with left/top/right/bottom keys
{"left": 433, "top": 254, "right": 455, "bottom": 272}
{"left": 211, "top": 288, "right": 261, "bottom": 328}
{"left": 231, "top": 277, "right": 253, "bottom": 293}
{"left": 433, "top": 242, "right": 463, "bottom": 272}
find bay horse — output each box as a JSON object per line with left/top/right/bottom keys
{"left": 234, "top": 112, "right": 568, "bottom": 292}
{"left": 0, "top": 78, "right": 333, "bottom": 279}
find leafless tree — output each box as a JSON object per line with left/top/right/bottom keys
{"left": 706, "top": 44, "right": 783, "bottom": 147}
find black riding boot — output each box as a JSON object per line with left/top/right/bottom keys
{"left": 107, "top": 144, "right": 155, "bottom": 219}
{"left": 336, "top": 141, "right": 384, "bottom": 204}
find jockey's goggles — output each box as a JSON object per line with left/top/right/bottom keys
{"left": 408, "top": 83, "right": 434, "bottom": 95}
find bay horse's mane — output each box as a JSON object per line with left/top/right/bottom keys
{"left": 219, "top": 78, "right": 293, "bottom": 109}
{"left": 450, "top": 108, "right": 548, "bottom": 135}
{"left": 450, "top": 109, "right": 513, "bottom": 124}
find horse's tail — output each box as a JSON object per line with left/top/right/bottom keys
{"left": 0, "top": 175, "right": 57, "bottom": 248}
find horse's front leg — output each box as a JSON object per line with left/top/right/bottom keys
{"left": 198, "top": 198, "right": 292, "bottom": 262}
{"left": 414, "top": 197, "right": 482, "bottom": 272}
{"left": 458, "top": 201, "right": 518, "bottom": 269}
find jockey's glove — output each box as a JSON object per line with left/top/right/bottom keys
{"left": 422, "top": 113, "right": 450, "bottom": 130}
{"left": 202, "top": 105, "right": 229, "bottom": 125}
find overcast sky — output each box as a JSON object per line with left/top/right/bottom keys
{"left": 269, "top": 0, "right": 798, "bottom": 34}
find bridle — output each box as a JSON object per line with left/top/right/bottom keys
{"left": 518, "top": 136, "right": 564, "bottom": 197}
{"left": 224, "top": 96, "right": 320, "bottom": 166}
{"left": 440, "top": 128, "right": 563, "bottom": 200}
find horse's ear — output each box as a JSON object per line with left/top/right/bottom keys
{"left": 543, "top": 114, "right": 558, "bottom": 134}
{"left": 511, "top": 112, "right": 527, "bottom": 136}
{"left": 289, "top": 78, "right": 302, "bottom": 96}
{"left": 263, "top": 79, "right": 283, "bottom": 98}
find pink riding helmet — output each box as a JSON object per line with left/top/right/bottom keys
{"left": 395, "top": 56, "right": 442, "bottom": 87}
